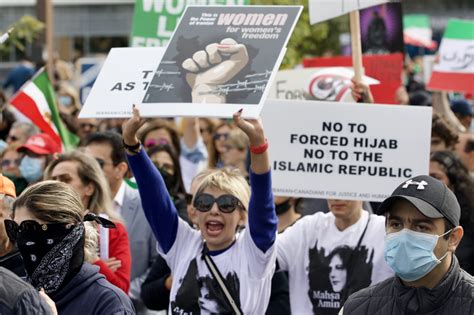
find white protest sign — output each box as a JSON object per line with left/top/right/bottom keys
{"left": 268, "top": 67, "right": 379, "bottom": 102}
{"left": 140, "top": 5, "right": 302, "bottom": 119}
{"left": 308, "top": 0, "right": 392, "bottom": 24}
{"left": 79, "top": 47, "right": 165, "bottom": 118}
{"left": 261, "top": 99, "right": 432, "bottom": 201}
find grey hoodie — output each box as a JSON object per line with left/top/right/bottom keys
{"left": 51, "top": 263, "right": 135, "bottom": 315}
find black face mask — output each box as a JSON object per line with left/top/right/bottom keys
{"left": 275, "top": 199, "right": 292, "bottom": 215}
{"left": 14, "top": 222, "right": 85, "bottom": 294}
{"left": 156, "top": 165, "right": 178, "bottom": 194}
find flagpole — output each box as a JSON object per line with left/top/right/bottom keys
{"left": 45, "top": 0, "right": 55, "bottom": 83}
{"left": 349, "top": 10, "right": 364, "bottom": 83}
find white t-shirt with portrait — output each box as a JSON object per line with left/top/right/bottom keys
{"left": 277, "top": 210, "right": 394, "bottom": 315}
{"left": 159, "top": 218, "right": 276, "bottom": 315}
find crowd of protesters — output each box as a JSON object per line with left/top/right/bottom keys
{"left": 0, "top": 47, "right": 472, "bottom": 315}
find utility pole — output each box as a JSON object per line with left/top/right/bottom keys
{"left": 36, "top": 0, "right": 55, "bottom": 82}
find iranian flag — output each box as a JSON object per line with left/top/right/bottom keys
{"left": 9, "top": 69, "right": 79, "bottom": 151}
{"left": 403, "top": 15, "right": 437, "bottom": 50}
{"left": 427, "top": 19, "right": 474, "bottom": 94}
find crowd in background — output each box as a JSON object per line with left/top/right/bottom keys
{"left": 0, "top": 50, "right": 472, "bottom": 315}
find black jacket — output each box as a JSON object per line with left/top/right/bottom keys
{"left": 343, "top": 256, "right": 474, "bottom": 314}
{"left": 0, "top": 246, "right": 26, "bottom": 278}
{"left": 51, "top": 263, "right": 135, "bottom": 315}
{"left": 0, "top": 267, "right": 51, "bottom": 314}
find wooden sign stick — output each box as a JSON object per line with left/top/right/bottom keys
{"left": 350, "top": 10, "right": 364, "bottom": 83}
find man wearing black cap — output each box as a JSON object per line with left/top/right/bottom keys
{"left": 342, "top": 175, "right": 474, "bottom": 314}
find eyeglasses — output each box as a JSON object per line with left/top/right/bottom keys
{"left": 193, "top": 193, "right": 245, "bottom": 213}
{"left": 213, "top": 133, "right": 229, "bottom": 141}
{"left": 144, "top": 138, "right": 170, "bottom": 148}
{"left": 4, "top": 219, "right": 74, "bottom": 241}
{"left": 1, "top": 158, "right": 21, "bottom": 168}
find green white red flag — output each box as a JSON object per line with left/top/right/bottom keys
{"left": 427, "top": 19, "right": 474, "bottom": 94}
{"left": 403, "top": 15, "right": 437, "bottom": 50}
{"left": 9, "top": 69, "right": 79, "bottom": 151}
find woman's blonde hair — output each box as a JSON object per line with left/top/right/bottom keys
{"left": 227, "top": 129, "right": 249, "bottom": 151}
{"left": 44, "top": 150, "right": 120, "bottom": 222}
{"left": 194, "top": 168, "right": 250, "bottom": 222}
{"left": 12, "top": 180, "right": 98, "bottom": 261}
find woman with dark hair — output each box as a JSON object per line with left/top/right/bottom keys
{"left": 207, "top": 121, "right": 233, "bottom": 169}
{"left": 429, "top": 150, "right": 474, "bottom": 275}
{"left": 147, "top": 144, "right": 188, "bottom": 222}
{"left": 139, "top": 118, "right": 208, "bottom": 192}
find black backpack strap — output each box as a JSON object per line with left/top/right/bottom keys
{"left": 201, "top": 244, "right": 243, "bottom": 315}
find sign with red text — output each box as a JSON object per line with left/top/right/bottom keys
{"left": 130, "top": 0, "right": 250, "bottom": 47}
{"left": 303, "top": 53, "right": 403, "bottom": 104}
{"left": 261, "top": 99, "right": 432, "bottom": 201}
{"left": 141, "top": 5, "right": 302, "bottom": 118}
{"left": 268, "top": 67, "right": 379, "bottom": 102}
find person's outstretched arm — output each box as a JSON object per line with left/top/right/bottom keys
{"left": 122, "top": 105, "right": 178, "bottom": 253}
{"left": 234, "top": 110, "right": 277, "bottom": 253}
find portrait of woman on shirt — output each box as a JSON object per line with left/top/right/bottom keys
{"left": 123, "top": 105, "right": 277, "bottom": 314}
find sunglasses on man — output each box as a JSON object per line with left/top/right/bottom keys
{"left": 193, "top": 193, "right": 245, "bottom": 213}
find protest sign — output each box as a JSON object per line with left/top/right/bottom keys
{"left": 78, "top": 47, "right": 165, "bottom": 118}
{"left": 268, "top": 67, "right": 379, "bottom": 102}
{"left": 76, "top": 57, "right": 105, "bottom": 105}
{"left": 308, "top": 0, "right": 392, "bottom": 25}
{"left": 360, "top": 2, "right": 403, "bottom": 54}
{"left": 261, "top": 99, "right": 432, "bottom": 201}
{"left": 427, "top": 19, "right": 474, "bottom": 94}
{"left": 140, "top": 5, "right": 302, "bottom": 118}
{"left": 403, "top": 15, "right": 437, "bottom": 50}
{"left": 130, "top": 0, "right": 249, "bottom": 47}
{"left": 303, "top": 53, "right": 403, "bottom": 104}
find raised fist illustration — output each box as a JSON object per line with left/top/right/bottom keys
{"left": 182, "top": 38, "right": 249, "bottom": 103}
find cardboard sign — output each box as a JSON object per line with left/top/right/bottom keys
{"left": 360, "top": 2, "right": 403, "bottom": 55}
{"left": 261, "top": 99, "right": 432, "bottom": 201}
{"left": 303, "top": 53, "right": 404, "bottom": 104}
{"left": 78, "top": 47, "right": 165, "bottom": 118}
{"left": 130, "top": 0, "right": 250, "bottom": 47}
{"left": 268, "top": 67, "right": 379, "bottom": 102}
{"left": 141, "top": 5, "right": 302, "bottom": 118}
{"left": 308, "top": 0, "right": 392, "bottom": 25}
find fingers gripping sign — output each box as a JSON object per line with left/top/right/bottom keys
{"left": 182, "top": 38, "right": 249, "bottom": 103}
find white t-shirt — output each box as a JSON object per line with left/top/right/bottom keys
{"left": 159, "top": 219, "right": 276, "bottom": 315}
{"left": 277, "top": 210, "right": 394, "bottom": 315}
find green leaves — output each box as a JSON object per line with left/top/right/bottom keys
{"left": 0, "top": 16, "right": 45, "bottom": 54}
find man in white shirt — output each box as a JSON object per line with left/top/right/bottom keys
{"left": 277, "top": 199, "right": 393, "bottom": 315}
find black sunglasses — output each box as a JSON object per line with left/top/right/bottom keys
{"left": 4, "top": 219, "right": 74, "bottom": 241}
{"left": 193, "top": 193, "right": 245, "bottom": 213}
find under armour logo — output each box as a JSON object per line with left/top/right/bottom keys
{"left": 402, "top": 179, "right": 428, "bottom": 190}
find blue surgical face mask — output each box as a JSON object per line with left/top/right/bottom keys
{"left": 19, "top": 156, "right": 44, "bottom": 183}
{"left": 384, "top": 228, "right": 451, "bottom": 282}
